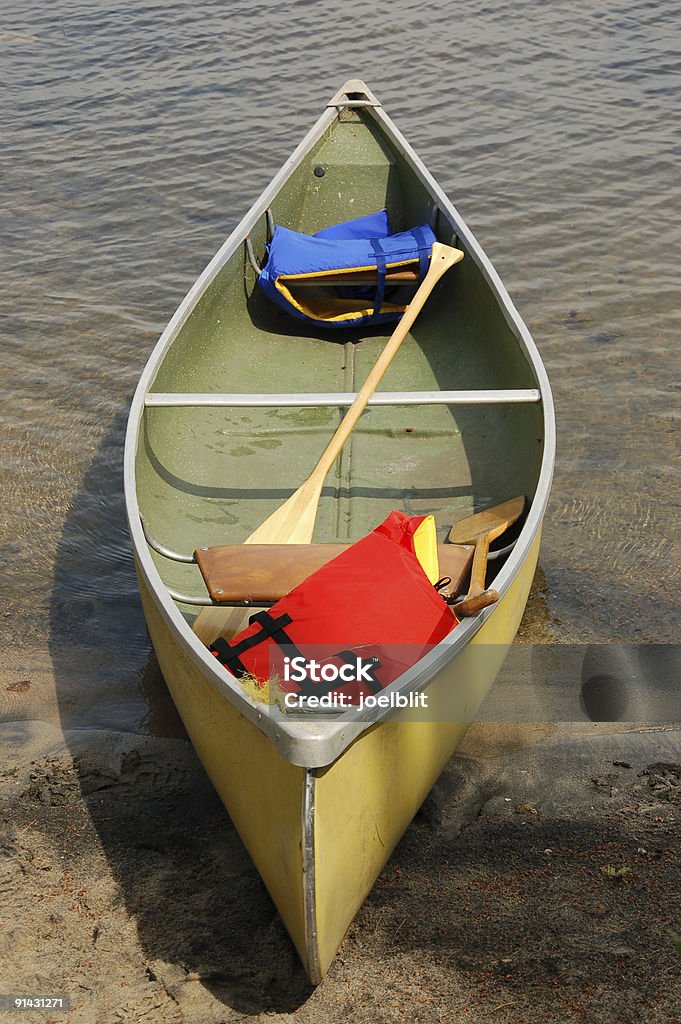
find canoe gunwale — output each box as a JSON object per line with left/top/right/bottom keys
{"left": 124, "top": 80, "right": 556, "bottom": 770}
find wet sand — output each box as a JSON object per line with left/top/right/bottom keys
{"left": 2, "top": 651, "right": 680, "bottom": 1023}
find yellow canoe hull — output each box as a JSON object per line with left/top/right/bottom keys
{"left": 137, "top": 530, "right": 540, "bottom": 981}
{"left": 126, "top": 78, "right": 554, "bottom": 985}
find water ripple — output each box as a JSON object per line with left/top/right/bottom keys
{"left": 1, "top": 0, "right": 680, "bottom": 727}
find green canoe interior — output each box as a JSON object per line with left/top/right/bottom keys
{"left": 135, "top": 110, "right": 544, "bottom": 618}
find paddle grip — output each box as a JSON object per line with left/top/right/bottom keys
{"left": 450, "top": 588, "right": 499, "bottom": 617}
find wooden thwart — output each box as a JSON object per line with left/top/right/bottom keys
{"left": 195, "top": 542, "right": 474, "bottom": 606}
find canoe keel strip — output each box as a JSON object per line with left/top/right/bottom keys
{"left": 125, "top": 79, "right": 555, "bottom": 981}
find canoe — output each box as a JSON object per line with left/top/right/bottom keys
{"left": 124, "top": 79, "right": 555, "bottom": 982}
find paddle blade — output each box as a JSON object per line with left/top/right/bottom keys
{"left": 244, "top": 476, "right": 324, "bottom": 545}
{"left": 447, "top": 496, "right": 526, "bottom": 545}
{"left": 192, "top": 478, "right": 324, "bottom": 644}
{"left": 192, "top": 604, "right": 252, "bottom": 647}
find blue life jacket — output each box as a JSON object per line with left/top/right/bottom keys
{"left": 257, "top": 210, "right": 436, "bottom": 329}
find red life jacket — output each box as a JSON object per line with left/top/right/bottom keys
{"left": 210, "top": 511, "right": 459, "bottom": 706}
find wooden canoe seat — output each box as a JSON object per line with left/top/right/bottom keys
{"left": 194, "top": 543, "right": 474, "bottom": 605}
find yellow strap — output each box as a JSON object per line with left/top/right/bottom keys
{"left": 275, "top": 257, "right": 418, "bottom": 322}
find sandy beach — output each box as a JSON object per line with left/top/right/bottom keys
{"left": 2, "top": 650, "right": 679, "bottom": 1023}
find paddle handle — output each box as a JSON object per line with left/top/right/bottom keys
{"left": 469, "top": 534, "right": 490, "bottom": 597}
{"left": 451, "top": 588, "right": 499, "bottom": 617}
{"left": 449, "top": 532, "right": 499, "bottom": 617}
{"left": 312, "top": 243, "right": 463, "bottom": 482}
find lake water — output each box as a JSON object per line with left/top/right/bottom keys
{"left": 2, "top": 1, "right": 679, "bottom": 734}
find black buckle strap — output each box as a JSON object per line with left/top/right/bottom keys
{"left": 210, "top": 610, "right": 304, "bottom": 679}
{"left": 294, "top": 649, "right": 383, "bottom": 699}
{"left": 210, "top": 613, "right": 385, "bottom": 697}
{"left": 369, "top": 238, "right": 387, "bottom": 318}
{"left": 336, "top": 649, "right": 383, "bottom": 695}
{"left": 412, "top": 225, "right": 431, "bottom": 282}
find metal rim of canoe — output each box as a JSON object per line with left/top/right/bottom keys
{"left": 123, "top": 79, "right": 556, "bottom": 772}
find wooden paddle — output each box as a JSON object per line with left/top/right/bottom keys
{"left": 447, "top": 496, "right": 525, "bottom": 617}
{"left": 192, "top": 242, "right": 463, "bottom": 646}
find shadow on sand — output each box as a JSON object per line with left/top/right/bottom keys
{"left": 49, "top": 411, "right": 315, "bottom": 1013}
